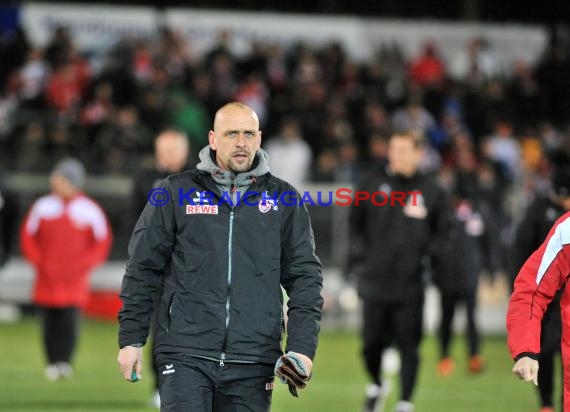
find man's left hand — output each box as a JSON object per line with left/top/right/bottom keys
{"left": 275, "top": 352, "right": 313, "bottom": 397}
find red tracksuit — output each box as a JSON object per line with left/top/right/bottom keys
{"left": 507, "top": 211, "right": 570, "bottom": 410}
{"left": 20, "top": 193, "right": 112, "bottom": 307}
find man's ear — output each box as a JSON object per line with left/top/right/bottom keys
{"left": 257, "top": 131, "right": 262, "bottom": 149}
{"left": 208, "top": 130, "right": 217, "bottom": 150}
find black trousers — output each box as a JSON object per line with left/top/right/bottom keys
{"left": 438, "top": 289, "right": 479, "bottom": 358}
{"left": 362, "top": 296, "right": 424, "bottom": 402}
{"left": 156, "top": 353, "right": 275, "bottom": 412}
{"left": 39, "top": 306, "right": 80, "bottom": 365}
{"left": 150, "top": 308, "right": 159, "bottom": 391}
{"left": 537, "top": 301, "right": 563, "bottom": 408}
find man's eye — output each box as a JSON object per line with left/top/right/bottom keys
{"left": 245, "top": 132, "right": 255, "bottom": 137}
{"left": 227, "top": 132, "right": 237, "bottom": 137}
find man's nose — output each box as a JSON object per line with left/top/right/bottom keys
{"left": 235, "top": 133, "right": 247, "bottom": 147}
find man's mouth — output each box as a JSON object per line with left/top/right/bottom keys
{"left": 233, "top": 153, "right": 248, "bottom": 161}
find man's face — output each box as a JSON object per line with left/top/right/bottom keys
{"left": 209, "top": 107, "right": 261, "bottom": 173}
{"left": 387, "top": 135, "right": 423, "bottom": 177}
{"left": 155, "top": 132, "right": 189, "bottom": 173}
{"left": 50, "top": 173, "right": 75, "bottom": 198}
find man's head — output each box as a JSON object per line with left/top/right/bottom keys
{"left": 155, "top": 130, "right": 190, "bottom": 173}
{"left": 280, "top": 117, "right": 301, "bottom": 142}
{"left": 387, "top": 130, "right": 426, "bottom": 177}
{"left": 208, "top": 102, "right": 261, "bottom": 173}
{"left": 50, "top": 158, "right": 86, "bottom": 199}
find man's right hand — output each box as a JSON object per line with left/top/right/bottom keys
{"left": 118, "top": 346, "right": 143, "bottom": 382}
{"left": 512, "top": 356, "right": 539, "bottom": 386}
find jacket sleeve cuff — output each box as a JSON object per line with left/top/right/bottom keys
{"left": 119, "top": 336, "right": 147, "bottom": 349}
{"left": 514, "top": 352, "right": 539, "bottom": 362}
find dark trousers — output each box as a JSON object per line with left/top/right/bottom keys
{"left": 149, "top": 309, "right": 160, "bottom": 391}
{"left": 156, "top": 354, "right": 275, "bottom": 412}
{"left": 438, "top": 289, "right": 479, "bottom": 358}
{"left": 150, "top": 286, "right": 162, "bottom": 391}
{"left": 362, "top": 296, "right": 424, "bottom": 402}
{"left": 39, "top": 306, "right": 80, "bottom": 365}
{"left": 537, "top": 301, "right": 563, "bottom": 409}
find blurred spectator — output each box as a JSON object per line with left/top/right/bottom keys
{"left": 0, "top": 89, "right": 17, "bottom": 148}
{"left": 18, "top": 49, "right": 48, "bottom": 109}
{"left": 264, "top": 117, "right": 312, "bottom": 189}
{"left": 80, "top": 82, "right": 114, "bottom": 144}
{"left": 96, "top": 47, "right": 137, "bottom": 107}
{"left": 168, "top": 90, "right": 209, "bottom": 163}
{"left": 449, "top": 37, "right": 497, "bottom": 85}
{"left": 132, "top": 130, "right": 191, "bottom": 219}
{"left": 132, "top": 40, "right": 153, "bottom": 83}
{"left": 0, "top": 175, "right": 17, "bottom": 267}
{"left": 131, "top": 130, "right": 191, "bottom": 409}
{"left": 486, "top": 120, "right": 522, "bottom": 183}
{"left": 266, "top": 44, "right": 288, "bottom": 92}
{"left": 392, "top": 92, "right": 436, "bottom": 136}
{"left": 209, "top": 51, "right": 237, "bottom": 107}
{"left": 507, "top": 60, "right": 541, "bottom": 128}
{"left": 95, "top": 106, "right": 153, "bottom": 173}
{"left": 158, "top": 28, "right": 192, "bottom": 87}
{"left": 539, "top": 122, "right": 564, "bottom": 154}
{"left": 44, "top": 26, "right": 72, "bottom": 69}
{"left": 137, "top": 87, "right": 168, "bottom": 135}
{"left": 20, "top": 158, "right": 112, "bottom": 381}
{"left": 363, "top": 131, "right": 389, "bottom": 173}
{"left": 358, "top": 100, "right": 391, "bottom": 150}
{"left": 234, "top": 72, "right": 269, "bottom": 126}
{"left": 334, "top": 138, "right": 361, "bottom": 183}
{"left": 535, "top": 43, "right": 570, "bottom": 126}
{"left": 16, "top": 120, "right": 48, "bottom": 171}
{"left": 0, "top": 27, "right": 30, "bottom": 90}
{"left": 409, "top": 41, "right": 446, "bottom": 88}
{"left": 435, "top": 171, "right": 492, "bottom": 378}
{"left": 45, "top": 62, "right": 83, "bottom": 116}
{"left": 312, "top": 147, "right": 338, "bottom": 183}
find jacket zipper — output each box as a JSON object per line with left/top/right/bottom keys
{"left": 220, "top": 207, "right": 235, "bottom": 366}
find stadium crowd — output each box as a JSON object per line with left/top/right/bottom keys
{"left": 2, "top": 24, "right": 570, "bottom": 270}
{"left": 0, "top": 26, "right": 568, "bottom": 177}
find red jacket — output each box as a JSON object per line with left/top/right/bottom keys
{"left": 20, "top": 193, "right": 112, "bottom": 307}
{"left": 507, "top": 211, "right": 570, "bottom": 409}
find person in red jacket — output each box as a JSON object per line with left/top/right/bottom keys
{"left": 507, "top": 209, "right": 570, "bottom": 410}
{"left": 20, "top": 158, "right": 112, "bottom": 380}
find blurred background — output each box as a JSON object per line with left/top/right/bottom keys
{"left": 1, "top": 1, "right": 569, "bottom": 411}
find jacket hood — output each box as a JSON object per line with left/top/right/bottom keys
{"left": 197, "top": 146, "right": 270, "bottom": 179}
{"left": 197, "top": 146, "right": 270, "bottom": 194}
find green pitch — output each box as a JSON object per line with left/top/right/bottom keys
{"left": 0, "top": 317, "right": 557, "bottom": 411}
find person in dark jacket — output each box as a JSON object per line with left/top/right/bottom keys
{"left": 131, "top": 130, "right": 191, "bottom": 409}
{"left": 435, "top": 174, "right": 492, "bottom": 377}
{"left": 132, "top": 130, "right": 192, "bottom": 221}
{"left": 0, "top": 177, "right": 17, "bottom": 268}
{"left": 117, "top": 102, "right": 323, "bottom": 412}
{"left": 511, "top": 166, "right": 570, "bottom": 412}
{"left": 349, "top": 130, "right": 450, "bottom": 412}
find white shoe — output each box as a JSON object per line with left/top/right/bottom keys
{"left": 58, "top": 362, "right": 73, "bottom": 379}
{"left": 45, "top": 364, "right": 60, "bottom": 381}
{"left": 394, "top": 400, "right": 414, "bottom": 412}
{"left": 150, "top": 390, "right": 160, "bottom": 409}
{"left": 362, "top": 382, "right": 390, "bottom": 412}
